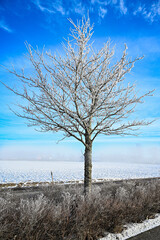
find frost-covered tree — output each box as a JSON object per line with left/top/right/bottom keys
{"left": 3, "top": 16, "right": 153, "bottom": 194}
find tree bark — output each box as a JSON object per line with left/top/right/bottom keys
{"left": 84, "top": 133, "right": 92, "bottom": 195}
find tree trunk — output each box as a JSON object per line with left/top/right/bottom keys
{"left": 84, "top": 133, "right": 92, "bottom": 195}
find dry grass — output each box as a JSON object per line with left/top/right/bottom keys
{"left": 0, "top": 179, "right": 160, "bottom": 240}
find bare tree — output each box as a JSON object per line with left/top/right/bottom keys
{"left": 2, "top": 16, "right": 153, "bottom": 194}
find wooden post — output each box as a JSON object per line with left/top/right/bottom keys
{"left": 51, "top": 171, "right": 54, "bottom": 184}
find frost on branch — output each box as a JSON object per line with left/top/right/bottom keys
{"left": 2, "top": 16, "right": 154, "bottom": 147}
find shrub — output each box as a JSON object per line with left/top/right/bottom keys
{"left": 0, "top": 179, "right": 160, "bottom": 240}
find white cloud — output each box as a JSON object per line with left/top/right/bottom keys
{"left": 146, "top": 1, "right": 160, "bottom": 22}
{"left": 90, "top": 0, "right": 108, "bottom": 19}
{"left": 32, "top": 0, "right": 66, "bottom": 15}
{"left": 32, "top": 0, "right": 87, "bottom": 16}
{"left": 33, "top": 0, "right": 55, "bottom": 13}
{"left": 91, "top": 0, "right": 117, "bottom": 5}
{"left": 91, "top": 0, "right": 107, "bottom": 5}
{"left": 54, "top": 5, "right": 65, "bottom": 15}
{"left": 52, "top": 0, "right": 66, "bottom": 15}
{"left": 119, "top": 0, "right": 127, "bottom": 14}
{"left": 91, "top": 0, "right": 127, "bottom": 17}
{"left": 74, "top": 2, "right": 86, "bottom": 15}
{"left": 98, "top": 6, "right": 107, "bottom": 18}
{"left": 0, "top": 20, "right": 13, "bottom": 33}
{"left": 133, "top": 5, "right": 143, "bottom": 16}
{"left": 133, "top": 1, "right": 160, "bottom": 22}
{"left": 30, "top": 0, "right": 160, "bottom": 23}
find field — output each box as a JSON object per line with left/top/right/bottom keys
{"left": 1, "top": 161, "right": 160, "bottom": 239}
{"left": 1, "top": 161, "right": 160, "bottom": 183}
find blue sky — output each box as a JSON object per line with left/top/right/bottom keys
{"left": 0, "top": 0, "right": 160, "bottom": 163}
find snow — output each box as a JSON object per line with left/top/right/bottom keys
{"left": 1, "top": 160, "right": 160, "bottom": 238}
{"left": 0, "top": 161, "right": 160, "bottom": 183}
{"left": 100, "top": 214, "right": 160, "bottom": 240}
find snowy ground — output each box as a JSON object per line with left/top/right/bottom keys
{"left": 100, "top": 214, "right": 160, "bottom": 240}
{"left": 0, "top": 161, "right": 160, "bottom": 183}
{"left": 1, "top": 160, "right": 160, "bottom": 239}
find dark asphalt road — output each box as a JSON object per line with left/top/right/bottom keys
{"left": 128, "top": 225, "right": 160, "bottom": 240}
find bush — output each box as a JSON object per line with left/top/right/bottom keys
{"left": 0, "top": 179, "right": 160, "bottom": 240}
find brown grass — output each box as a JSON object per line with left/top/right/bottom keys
{"left": 0, "top": 179, "right": 160, "bottom": 240}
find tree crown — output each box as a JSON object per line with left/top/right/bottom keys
{"left": 2, "top": 16, "right": 153, "bottom": 147}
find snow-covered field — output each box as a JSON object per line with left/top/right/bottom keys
{"left": 0, "top": 160, "right": 160, "bottom": 183}
{"left": 1, "top": 160, "right": 160, "bottom": 239}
